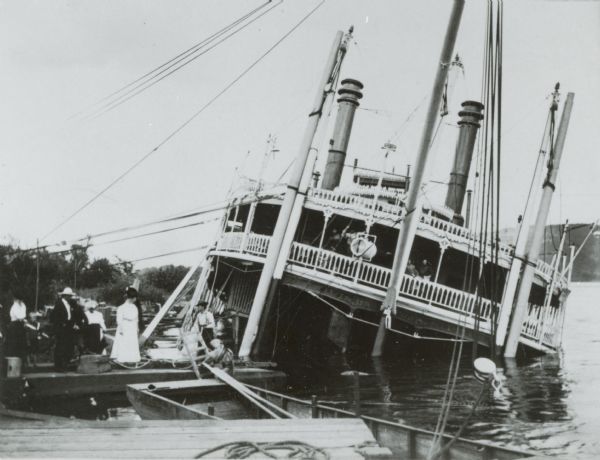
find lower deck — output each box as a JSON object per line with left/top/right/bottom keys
{"left": 211, "top": 236, "right": 564, "bottom": 355}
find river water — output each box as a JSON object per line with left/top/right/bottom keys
{"left": 288, "top": 282, "right": 600, "bottom": 457}
{"left": 29, "top": 283, "right": 600, "bottom": 457}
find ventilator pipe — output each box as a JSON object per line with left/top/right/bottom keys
{"left": 321, "top": 79, "right": 364, "bottom": 190}
{"left": 445, "top": 101, "right": 484, "bottom": 222}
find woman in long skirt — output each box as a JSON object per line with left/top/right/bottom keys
{"left": 110, "top": 288, "right": 141, "bottom": 363}
{"left": 6, "top": 296, "right": 27, "bottom": 361}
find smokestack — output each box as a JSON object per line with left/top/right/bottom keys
{"left": 445, "top": 100, "right": 484, "bottom": 222}
{"left": 321, "top": 78, "right": 363, "bottom": 190}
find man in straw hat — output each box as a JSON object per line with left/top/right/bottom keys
{"left": 50, "top": 287, "right": 85, "bottom": 371}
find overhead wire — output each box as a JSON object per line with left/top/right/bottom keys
{"left": 41, "top": 2, "right": 325, "bottom": 243}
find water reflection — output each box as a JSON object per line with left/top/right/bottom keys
{"left": 283, "top": 350, "right": 578, "bottom": 455}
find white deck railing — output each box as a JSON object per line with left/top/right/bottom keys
{"left": 342, "top": 183, "right": 406, "bottom": 203}
{"left": 535, "top": 259, "right": 567, "bottom": 289}
{"left": 420, "top": 212, "right": 515, "bottom": 259}
{"left": 245, "top": 233, "right": 271, "bottom": 255}
{"left": 307, "top": 188, "right": 403, "bottom": 219}
{"left": 288, "top": 242, "right": 492, "bottom": 321}
{"left": 303, "top": 188, "right": 567, "bottom": 288}
{"left": 215, "top": 231, "right": 560, "bottom": 349}
{"left": 216, "top": 232, "right": 270, "bottom": 256}
{"left": 521, "top": 302, "right": 562, "bottom": 349}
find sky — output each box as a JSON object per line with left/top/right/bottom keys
{"left": 0, "top": 0, "right": 598, "bottom": 268}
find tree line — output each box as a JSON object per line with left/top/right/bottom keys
{"left": 0, "top": 243, "right": 189, "bottom": 309}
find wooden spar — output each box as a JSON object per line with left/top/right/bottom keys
{"left": 372, "top": 0, "right": 466, "bottom": 356}
{"left": 200, "top": 322, "right": 293, "bottom": 419}
{"left": 504, "top": 92, "right": 575, "bottom": 358}
{"left": 183, "top": 331, "right": 290, "bottom": 419}
{"left": 140, "top": 259, "right": 202, "bottom": 344}
{"left": 495, "top": 88, "right": 560, "bottom": 350}
{"left": 238, "top": 31, "right": 347, "bottom": 359}
{"left": 201, "top": 363, "right": 285, "bottom": 419}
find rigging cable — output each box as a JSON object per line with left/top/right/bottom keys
{"left": 41, "top": 1, "right": 326, "bottom": 242}
{"left": 70, "top": 1, "right": 273, "bottom": 120}
{"left": 86, "top": 1, "right": 284, "bottom": 120}
{"left": 11, "top": 193, "right": 275, "bottom": 255}
{"left": 42, "top": 217, "right": 221, "bottom": 257}
{"left": 429, "top": 2, "right": 503, "bottom": 458}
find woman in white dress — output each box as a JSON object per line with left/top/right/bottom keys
{"left": 110, "top": 287, "right": 141, "bottom": 363}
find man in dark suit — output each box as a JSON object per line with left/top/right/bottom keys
{"left": 50, "top": 287, "right": 85, "bottom": 371}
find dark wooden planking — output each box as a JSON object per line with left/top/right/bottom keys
{"left": 3, "top": 367, "right": 285, "bottom": 402}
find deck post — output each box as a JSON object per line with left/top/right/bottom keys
{"left": 504, "top": 92, "right": 574, "bottom": 358}
{"left": 353, "top": 371, "right": 361, "bottom": 416}
{"left": 408, "top": 431, "right": 417, "bottom": 458}
{"left": 372, "top": 0, "right": 466, "bottom": 356}
{"left": 238, "top": 31, "right": 349, "bottom": 359}
{"left": 311, "top": 395, "right": 319, "bottom": 418}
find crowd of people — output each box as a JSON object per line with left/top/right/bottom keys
{"left": 1, "top": 287, "right": 235, "bottom": 373}
{"left": 0, "top": 286, "right": 144, "bottom": 371}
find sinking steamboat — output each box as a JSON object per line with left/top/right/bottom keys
{"left": 143, "top": 14, "right": 573, "bottom": 365}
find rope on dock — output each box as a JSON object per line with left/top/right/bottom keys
{"left": 110, "top": 359, "right": 152, "bottom": 370}
{"left": 194, "top": 440, "right": 331, "bottom": 459}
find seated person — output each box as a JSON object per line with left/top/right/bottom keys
{"left": 406, "top": 259, "right": 419, "bottom": 277}
{"left": 203, "top": 339, "right": 234, "bottom": 374}
{"left": 214, "top": 316, "right": 234, "bottom": 349}
{"left": 418, "top": 259, "right": 433, "bottom": 281}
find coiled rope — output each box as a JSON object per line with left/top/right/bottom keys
{"left": 194, "top": 440, "right": 330, "bottom": 459}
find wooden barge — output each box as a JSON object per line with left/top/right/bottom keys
{"left": 126, "top": 378, "right": 534, "bottom": 460}
{"left": 0, "top": 365, "right": 285, "bottom": 405}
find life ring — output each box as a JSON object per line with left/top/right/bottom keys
{"left": 350, "top": 235, "right": 377, "bottom": 260}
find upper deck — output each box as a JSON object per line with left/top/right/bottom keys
{"left": 243, "top": 183, "right": 567, "bottom": 289}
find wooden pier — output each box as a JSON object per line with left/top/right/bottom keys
{"left": 1, "top": 367, "right": 285, "bottom": 402}
{"left": 0, "top": 417, "right": 390, "bottom": 459}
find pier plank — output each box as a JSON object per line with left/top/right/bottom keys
{"left": 0, "top": 418, "right": 383, "bottom": 459}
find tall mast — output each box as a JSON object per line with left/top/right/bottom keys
{"left": 495, "top": 85, "right": 561, "bottom": 350}
{"left": 372, "top": 0, "right": 466, "bottom": 356}
{"left": 504, "top": 91, "right": 575, "bottom": 358}
{"left": 238, "top": 30, "right": 351, "bottom": 359}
